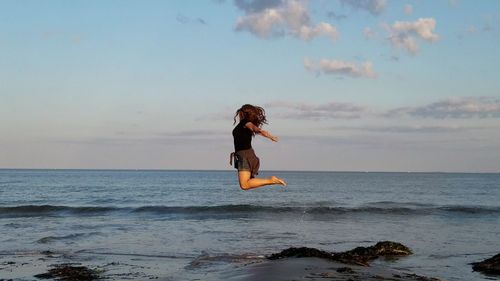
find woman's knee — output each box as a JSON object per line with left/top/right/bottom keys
{"left": 238, "top": 171, "right": 251, "bottom": 190}
{"left": 238, "top": 178, "right": 251, "bottom": 190}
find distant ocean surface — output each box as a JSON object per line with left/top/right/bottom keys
{"left": 1, "top": 169, "right": 499, "bottom": 280}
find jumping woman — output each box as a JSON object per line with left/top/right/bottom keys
{"left": 231, "top": 104, "right": 286, "bottom": 190}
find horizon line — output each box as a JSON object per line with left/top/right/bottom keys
{"left": 0, "top": 168, "right": 499, "bottom": 174}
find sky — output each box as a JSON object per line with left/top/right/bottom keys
{"left": 1, "top": 0, "right": 500, "bottom": 172}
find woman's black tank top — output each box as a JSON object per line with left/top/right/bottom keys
{"left": 232, "top": 119, "right": 253, "bottom": 152}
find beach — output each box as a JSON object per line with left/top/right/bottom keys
{"left": 0, "top": 169, "right": 499, "bottom": 280}
{"left": 0, "top": 246, "right": 444, "bottom": 280}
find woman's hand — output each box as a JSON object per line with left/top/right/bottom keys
{"left": 259, "top": 129, "right": 279, "bottom": 142}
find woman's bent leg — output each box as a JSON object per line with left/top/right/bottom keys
{"left": 238, "top": 171, "right": 286, "bottom": 190}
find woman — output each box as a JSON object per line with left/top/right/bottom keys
{"left": 231, "top": 104, "right": 286, "bottom": 190}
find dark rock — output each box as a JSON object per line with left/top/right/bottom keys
{"left": 372, "top": 241, "right": 413, "bottom": 256}
{"left": 41, "top": 250, "right": 55, "bottom": 255}
{"left": 337, "top": 267, "right": 355, "bottom": 273}
{"left": 268, "top": 247, "right": 334, "bottom": 260}
{"left": 471, "top": 253, "right": 500, "bottom": 275}
{"left": 268, "top": 241, "right": 412, "bottom": 267}
{"left": 34, "top": 264, "right": 99, "bottom": 280}
{"left": 34, "top": 273, "right": 53, "bottom": 279}
{"left": 332, "top": 241, "right": 412, "bottom": 266}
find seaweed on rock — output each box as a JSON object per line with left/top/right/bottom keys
{"left": 34, "top": 264, "right": 99, "bottom": 281}
{"left": 268, "top": 241, "right": 413, "bottom": 266}
{"left": 472, "top": 253, "right": 500, "bottom": 275}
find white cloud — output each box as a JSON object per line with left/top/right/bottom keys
{"left": 235, "top": 0, "right": 339, "bottom": 42}
{"left": 265, "top": 101, "right": 369, "bottom": 120}
{"left": 340, "top": 0, "right": 386, "bottom": 16}
{"left": 304, "top": 58, "right": 377, "bottom": 79}
{"left": 404, "top": 4, "right": 413, "bottom": 15}
{"left": 385, "top": 18, "right": 439, "bottom": 54}
{"left": 392, "top": 18, "right": 439, "bottom": 41}
{"left": 297, "top": 22, "right": 339, "bottom": 41}
{"left": 330, "top": 125, "right": 487, "bottom": 134}
{"left": 266, "top": 97, "right": 500, "bottom": 121}
{"left": 387, "top": 97, "right": 500, "bottom": 119}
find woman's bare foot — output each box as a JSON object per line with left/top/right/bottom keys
{"left": 271, "top": 176, "right": 287, "bottom": 186}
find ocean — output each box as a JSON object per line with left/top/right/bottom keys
{"left": 0, "top": 169, "right": 499, "bottom": 280}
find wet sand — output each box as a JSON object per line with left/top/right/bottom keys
{"left": 1, "top": 251, "right": 444, "bottom": 281}
{"left": 225, "top": 257, "right": 442, "bottom": 281}
{"left": 0, "top": 252, "right": 175, "bottom": 280}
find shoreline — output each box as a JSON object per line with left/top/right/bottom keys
{"left": 0, "top": 242, "right": 450, "bottom": 281}
{"left": 0, "top": 252, "right": 444, "bottom": 281}
{"left": 2, "top": 248, "right": 497, "bottom": 280}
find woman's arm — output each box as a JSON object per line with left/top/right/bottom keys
{"left": 245, "top": 122, "right": 279, "bottom": 142}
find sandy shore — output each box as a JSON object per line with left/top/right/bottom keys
{"left": 1, "top": 252, "right": 444, "bottom": 281}
{"left": 224, "top": 257, "right": 442, "bottom": 281}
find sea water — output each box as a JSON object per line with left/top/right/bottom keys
{"left": 0, "top": 169, "right": 499, "bottom": 280}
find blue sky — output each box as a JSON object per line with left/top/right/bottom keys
{"left": 1, "top": 0, "right": 500, "bottom": 172}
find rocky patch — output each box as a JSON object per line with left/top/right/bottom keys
{"left": 34, "top": 263, "right": 99, "bottom": 281}
{"left": 472, "top": 253, "right": 500, "bottom": 275}
{"left": 268, "top": 241, "right": 412, "bottom": 266}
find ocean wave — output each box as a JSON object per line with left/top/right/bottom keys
{"left": 1, "top": 204, "right": 499, "bottom": 218}
{"left": 37, "top": 232, "right": 101, "bottom": 244}
{"left": 0, "top": 205, "right": 117, "bottom": 217}
{"left": 437, "top": 205, "right": 500, "bottom": 214}
{"left": 0, "top": 180, "right": 24, "bottom": 185}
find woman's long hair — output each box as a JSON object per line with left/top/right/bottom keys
{"left": 233, "top": 104, "right": 268, "bottom": 128}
